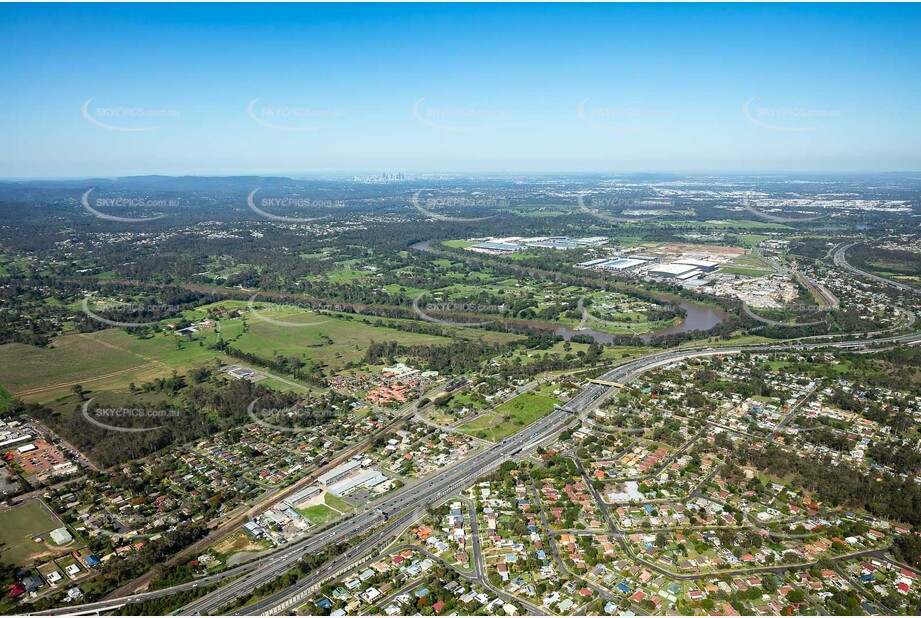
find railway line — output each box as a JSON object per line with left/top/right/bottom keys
{"left": 32, "top": 327, "right": 921, "bottom": 616}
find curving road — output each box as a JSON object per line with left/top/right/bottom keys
{"left": 34, "top": 328, "right": 921, "bottom": 616}
{"left": 183, "top": 412, "right": 571, "bottom": 616}
{"left": 199, "top": 330, "right": 921, "bottom": 615}
{"left": 834, "top": 242, "right": 921, "bottom": 295}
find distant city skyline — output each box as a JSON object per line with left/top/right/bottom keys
{"left": 3, "top": 3, "right": 920, "bottom": 178}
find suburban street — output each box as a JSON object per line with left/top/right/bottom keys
{"left": 181, "top": 330, "right": 921, "bottom": 615}
{"left": 35, "top": 327, "right": 921, "bottom": 617}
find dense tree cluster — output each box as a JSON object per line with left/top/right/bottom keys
{"left": 743, "top": 445, "right": 921, "bottom": 527}
{"left": 892, "top": 533, "right": 921, "bottom": 569}
{"left": 5, "top": 370, "right": 300, "bottom": 468}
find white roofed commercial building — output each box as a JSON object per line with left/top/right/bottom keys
{"left": 317, "top": 460, "right": 362, "bottom": 486}
{"left": 327, "top": 470, "right": 389, "bottom": 496}
{"left": 577, "top": 258, "right": 609, "bottom": 267}
{"left": 282, "top": 485, "right": 322, "bottom": 508}
{"left": 0, "top": 422, "right": 31, "bottom": 448}
{"left": 470, "top": 241, "right": 521, "bottom": 253}
{"left": 648, "top": 263, "right": 698, "bottom": 278}
{"left": 599, "top": 258, "right": 646, "bottom": 271}
{"left": 674, "top": 258, "right": 719, "bottom": 272}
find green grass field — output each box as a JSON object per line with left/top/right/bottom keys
{"left": 298, "top": 504, "right": 338, "bottom": 525}
{"left": 219, "top": 309, "right": 457, "bottom": 371}
{"left": 442, "top": 240, "right": 478, "bottom": 248}
{"left": 558, "top": 313, "right": 677, "bottom": 335}
{"left": 297, "top": 492, "right": 354, "bottom": 525}
{"left": 0, "top": 328, "right": 227, "bottom": 404}
{"left": 253, "top": 377, "right": 305, "bottom": 392}
{"left": 736, "top": 233, "right": 773, "bottom": 247}
{"left": 0, "top": 501, "right": 64, "bottom": 566}
{"left": 458, "top": 392, "right": 559, "bottom": 441}
{"left": 0, "top": 301, "right": 519, "bottom": 406}
{"left": 324, "top": 268, "right": 369, "bottom": 283}
{"left": 323, "top": 492, "right": 353, "bottom": 512}
{"left": 0, "top": 385, "right": 13, "bottom": 412}
{"left": 553, "top": 291, "right": 679, "bottom": 335}
{"left": 701, "top": 220, "right": 791, "bottom": 230}
{"left": 678, "top": 334, "right": 775, "bottom": 349}
{"left": 504, "top": 342, "right": 655, "bottom": 372}
{"left": 440, "top": 391, "right": 486, "bottom": 411}
{"left": 246, "top": 302, "right": 515, "bottom": 345}
{"left": 721, "top": 266, "right": 772, "bottom": 277}
{"left": 382, "top": 283, "right": 430, "bottom": 296}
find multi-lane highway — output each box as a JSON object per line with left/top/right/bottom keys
{"left": 38, "top": 326, "right": 921, "bottom": 617}
{"left": 192, "top": 332, "right": 921, "bottom": 615}
{"left": 179, "top": 409, "right": 572, "bottom": 615}
{"left": 834, "top": 241, "right": 921, "bottom": 295}
{"left": 30, "top": 565, "right": 258, "bottom": 616}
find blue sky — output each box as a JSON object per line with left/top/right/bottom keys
{"left": 2, "top": 3, "right": 920, "bottom": 177}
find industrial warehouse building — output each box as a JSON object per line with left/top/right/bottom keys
{"left": 577, "top": 257, "right": 647, "bottom": 271}
{"left": 470, "top": 240, "right": 521, "bottom": 253}
{"left": 327, "top": 470, "right": 390, "bottom": 496}
{"left": 317, "top": 460, "right": 363, "bottom": 485}
{"left": 471, "top": 236, "right": 608, "bottom": 254}
{"left": 648, "top": 263, "right": 700, "bottom": 278}
{"left": 600, "top": 257, "right": 647, "bottom": 270}
{"left": 282, "top": 485, "right": 322, "bottom": 509}
{"left": 674, "top": 258, "right": 719, "bottom": 272}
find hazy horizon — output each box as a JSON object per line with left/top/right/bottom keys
{"left": 3, "top": 3, "right": 921, "bottom": 177}
{"left": 4, "top": 170, "right": 921, "bottom": 183}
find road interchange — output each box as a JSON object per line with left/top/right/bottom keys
{"left": 36, "top": 326, "right": 921, "bottom": 616}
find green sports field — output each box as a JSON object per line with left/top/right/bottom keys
{"left": 458, "top": 392, "right": 559, "bottom": 441}
{"left": 721, "top": 266, "right": 772, "bottom": 277}
{"left": 0, "top": 500, "right": 66, "bottom": 566}
{"left": 296, "top": 492, "right": 354, "bottom": 526}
